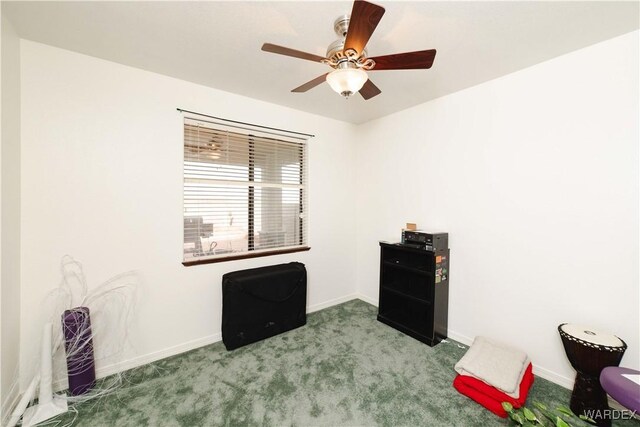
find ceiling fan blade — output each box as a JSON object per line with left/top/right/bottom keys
{"left": 369, "top": 49, "right": 437, "bottom": 71}
{"left": 359, "top": 78, "right": 381, "bottom": 100}
{"left": 261, "top": 43, "right": 327, "bottom": 63}
{"left": 292, "top": 74, "right": 329, "bottom": 93}
{"left": 344, "top": 0, "right": 385, "bottom": 56}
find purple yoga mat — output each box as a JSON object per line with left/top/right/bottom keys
{"left": 601, "top": 367, "right": 640, "bottom": 413}
{"left": 62, "top": 307, "right": 96, "bottom": 395}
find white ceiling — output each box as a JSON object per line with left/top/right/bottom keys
{"left": 4, "top": 1, "right": 639, "bottom": 124}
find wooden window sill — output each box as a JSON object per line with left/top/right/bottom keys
{"left": 182, "top": 246, "right": 310, "bottom": 266}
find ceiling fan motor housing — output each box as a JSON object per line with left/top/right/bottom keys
{"left": 333, "top": 15, "right": 350, "bottom": 37}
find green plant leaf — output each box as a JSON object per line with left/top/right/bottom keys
{"left": 555, "top": 416, "right": 571, "bottom": 427}
{"left": 503, "top": 402, "right": 514, "bottom": 412}
{"left": 556, "top": 406, "right": 574, "bottom": 417}
{"left": 533, "top": 401, "right": 547, "bottom": 410}
{"left": 523, "top": 407, "right": 537, "bottom": 421}
{"left": 579, "top": 414, "right": 595, "bottom": 423}
{"left": 514, "top": 413, "right": 525, "bottom": 424}
{"left": 508, "top": 411, "right": 521, "bottom": 423}
{"left": 535, "top": 407, "right": 557, "bottom": 423}
{"left": 539, "top": 418, "right": 553, "bottom": 427}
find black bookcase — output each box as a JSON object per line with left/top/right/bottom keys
{"left": 377, "top": 242, "right": 449, "bottom": 346}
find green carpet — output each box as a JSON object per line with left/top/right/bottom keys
{"left": 47, "top": 299, "right": 639, "bottom": 426}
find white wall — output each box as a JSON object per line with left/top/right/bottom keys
{"left": 1, "top": 10, "right": 22, "bottom": 422}
{"left": 15, "top": 28, "right": 640, "bottom": 395}
{"left": 355, "top": 31, "right": 639, "bottom": 388}
{"left": 19, "top": 40, "right": 358, "bottom": 388}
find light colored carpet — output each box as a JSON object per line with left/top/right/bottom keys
{"left": 47, "top": 299, "right": 640, "bottom": 426}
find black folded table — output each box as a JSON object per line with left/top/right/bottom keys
{"left": 222, "top": 262, "right": 307, "bottom": 350}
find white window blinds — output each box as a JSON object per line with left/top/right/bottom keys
{"left": 183, "top": 116, "right": 309, "bottom": 263}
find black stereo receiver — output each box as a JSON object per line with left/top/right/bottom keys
{"left": 402, "top": 230, "right": 448, "bottom": 251}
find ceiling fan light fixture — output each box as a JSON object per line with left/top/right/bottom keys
{"left": 326, "top": 67, "right": 368, "bottom": 98}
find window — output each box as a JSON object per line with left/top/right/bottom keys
{"left": 182, "top": 115, "right": 309, "bottom": 265}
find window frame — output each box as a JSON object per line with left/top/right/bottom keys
{"left": 181, "top": 114, "right": 310, "bottom": 266}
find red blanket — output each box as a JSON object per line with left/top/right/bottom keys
{"left": 453, "top": 363, "right": 534, "bottom": 417}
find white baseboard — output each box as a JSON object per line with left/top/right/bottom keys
{"left": 446, "top": 329, "right": 473, "bottom": 347}
{"left": 95, "top": 332, "right": 223, "bottom": 380}
{"left": 532, "top": 365, "right": 574, "bottom": 390}
{"left": 354, "top": 293, "right": 378, "bottom": 307}
{"left": 308, "top": 294, "right": 360, "bottom": 313}
{"left": 52, "top": 332, "right": 223, "bottom": 392}
{"left": 45, "top": 293, "right": 581, "bottom": 406}
{"left": 94, "top": 320, "right": 629, "bottom": 418}
{"left": 79, "top": 294, "right": 361, "bottom": 384}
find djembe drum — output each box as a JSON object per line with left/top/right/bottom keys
{"left": 558, "top": 323, "right": 627, "bottom": 427}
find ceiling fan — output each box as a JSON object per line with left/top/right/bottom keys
{"left": 261, "top": 0, "right": 436, "bottom": 100}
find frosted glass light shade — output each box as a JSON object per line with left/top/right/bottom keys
{"left": 326, "top": 68, "right": 368, "bottom": 97}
